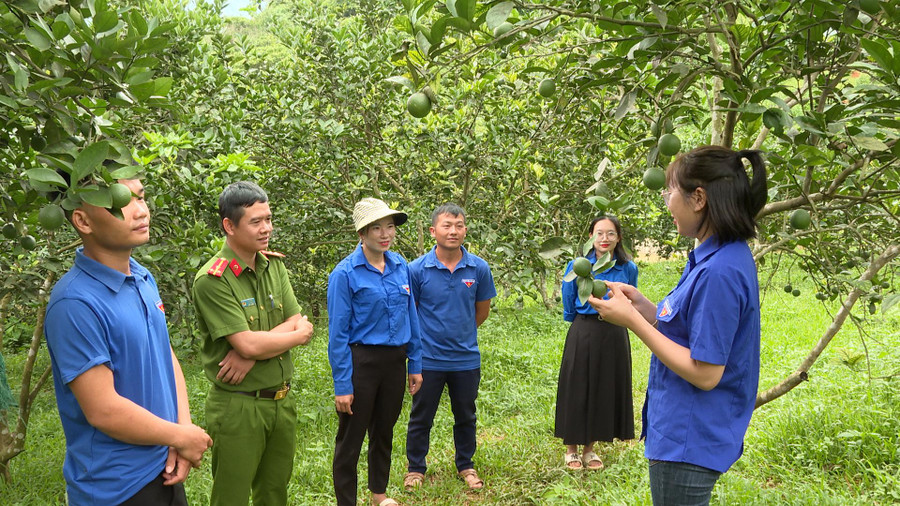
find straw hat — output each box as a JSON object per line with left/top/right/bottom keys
{"left": 353, "top": 198, "right": 408, "bottom": 232}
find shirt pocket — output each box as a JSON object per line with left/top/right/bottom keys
{"left": 242, "top": 302, "right": 261, "bottom": 331}
{"left": 264, "top": 294, "right": 285, "bottom": 327}
{"left": 387, "top": 283, "right": 411, "bottom": 315}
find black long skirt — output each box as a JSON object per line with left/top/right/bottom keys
{"left": 554, "top": 314, "right": 635, "bottom": 445}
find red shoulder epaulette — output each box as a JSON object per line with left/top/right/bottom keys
{"left": 207, "top": 258, "right": 229, "bottom": 277}
{"left": 261, "top": 250, "right": 285, "bottom": 258}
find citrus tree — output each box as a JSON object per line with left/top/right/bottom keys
{"left": 0, "top": 0, "right": 191, "bottom": 478}
{"left": 391, "top": 0, "right": 900, "bottom": 404}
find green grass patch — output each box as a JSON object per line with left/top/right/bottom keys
{"left": 1, "top": 261, "right": 898, "bottom": 504}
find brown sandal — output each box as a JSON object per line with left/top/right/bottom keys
{"left": 403, "top": 471, "right": 424, "bottom": 490}
{"left": 458, "top": 468, "right": 484, "bottom": 490}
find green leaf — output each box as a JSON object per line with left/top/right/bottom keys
{"left": 26, "top": 168, "right": 68, "bottom": 187}
{"left": 576, "top": 276, "right": 593, "bottom": 304}
{"left": 852, "top": 136, "right": 889, "bottom": 151}
{"left": 593, "top": 252, "right": 611, "bottom": 271}
{"left": 587, "top": 196, "right": 609, "bottom": 211}
{"left": 24, "top": 27, "right": 52, "bottom": 51}
{"left": 650, "top": 3, "right": 668, "bottom": 28}
{"left": 538, "top": 236, "right": 570, "bottom": 259}
{"left": 860, "top": 39, "right": 893, "bottom": 74}
{"left": 79, "top": 186, "right": 112, "bottom": 208}
{"left": 562, "top": 270, "right": 578, "bottom": 282}
{"left": 416, "top": 31, "right": 431, "bottom": 54}
{"left": 582, "top": 234, "right": 596, "bottom": 257}
{"left": 882, "top": 293, "right": 899, "bottom": 314}
{"left": 14, "top": 66, "right": 29, "bottom": 91}
{"left": 72, "top": 141, "right": 109, "bottom": 183}
{"left": 486, "top": 2, "right": 514, "bottom": 29}
{"left": 614, "top": 90, "right": 636, "bottom": 121}
{"left": 93, "top": 10, "right": 118, "bottom": 33}
{"left": 109, "top": 165, "right": 142, "bottom": 179}
{"left": 384, "top": 76, "right": 415, "bottom": 91}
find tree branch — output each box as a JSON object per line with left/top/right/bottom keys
{"left": 755, "top": 243, "right": 900, "bottom": 408}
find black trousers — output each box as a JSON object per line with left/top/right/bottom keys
{"left": 333, "top": 345, "right": 407, "bottom": 506}
{"left": 119, "top": 474, "right": 187, "bottom": 506}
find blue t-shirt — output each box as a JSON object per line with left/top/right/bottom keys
{"left": 643, "top": 238, "right": 761, "bottom": 473}
{"left": 408, "top": 246, "right": 497, "bottom": 371}
{"left": 562, "top": 251, "right": 639, "bottom": 322}
{"left": 326, "top": 244, "right": 423, "bottom": 396}
{"left": 44, "top": 249, "right": 178, "bottom": 505}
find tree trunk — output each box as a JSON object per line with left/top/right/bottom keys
{"left": 0, "top": 271, "right": 56, "bottom": 482}
{"left": 755, "top": 244, "right": 900, "bottom": 408}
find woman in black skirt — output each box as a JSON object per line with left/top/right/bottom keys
{"left": 556, "top": 215, "right": 638, "bottom": 469}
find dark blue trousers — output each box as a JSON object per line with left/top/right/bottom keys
{"left": 406, "top": 368, "right": 481, "bottom": 474}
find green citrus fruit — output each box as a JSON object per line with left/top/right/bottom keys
{"left": 642, "top": 167, "right": 666, "bottom": 191}
{"left": 815, "top": 292, "right": 827, "bottom": 301}
{"left": 789, "top": 209, "right": 811, "bottom": 230}
{"left": 110, "top": 183, "right": 133, "bottom": 209}
{"left": 859, "top": 0, "right": 880, "bottom": 14}
{"left": 2, "top": 223, "right": 17, "bottom": 239}
{"left": 573, "top": 257, "right": 592, "bottom": 278}
{"left": 30, "top": 134, "right": 47, "bottom": 151}
{"left": 658, "top": 133, "right": 681, "bottom": 157}
{"left": 19, "top": 235, "right": 36, "bottom": 250}
{"left": 493, "top": 22, "right": 513, "bottom": 38}
{"left": 792, "top": 289, "right": 801, "bottom": 297}
{"left": 406, "top": 92, "right": 432, "bottom": 118}
{"left": 38, "top": 204, "right": 66, "bottom": 230}
{"left": 783, "top": 284, "right": 793, "bottom": 293}
{"left": 538, "top": 78, "right": 556, "bottom": 98}
{"left": 592, "top": 279, "right": 608, "bottom": 298}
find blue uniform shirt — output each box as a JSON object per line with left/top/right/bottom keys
{"left": 562, "top": 251, "right": 639, "bottom": 322}
{"left": 409, "top": 246, "right": 497, "bottom": 371}
{"left": 44, "top": 249, "right": 178, "bottom": 505}
{"left": 327, "top": 244, "right": 423, "bottom": 396}
{"left": 643, "top": 238, "right": 760, "bottom": 473}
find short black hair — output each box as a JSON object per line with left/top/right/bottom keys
{"left": 431, "top": 203, "right": 466, "bottom": 225}
{"left": 587, "top": 215, "right": 631, "bottom": 264}
{"left": 666, "top": 145, "right": 767, "bottom": 243}
{"left": 218, "top": 181, "right": 268, "bottom": 232}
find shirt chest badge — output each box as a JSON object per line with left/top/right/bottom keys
{"left": 241, "top": 298, "right": 257, "bottom": 308}
{"left": 659, "top": 298, "right": 672, "bottom": 318}
{"left": 462, "top": 278, "right": 475, "bottom": 288}
{"left": 156, "top": 300, "right": 165, "bottom": 313}
{"left": 401, "top": 284, "right": 410, "bottom": 294}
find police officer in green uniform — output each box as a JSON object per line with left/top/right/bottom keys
{"left": 192, "top": 181, "right": 314, "bottom": 506}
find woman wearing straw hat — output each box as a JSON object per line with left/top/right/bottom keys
{"left": 327, "top": 197, "right": 423, "bottom": 506}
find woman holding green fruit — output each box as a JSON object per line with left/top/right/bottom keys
{"left": 555, "top": 215, "right": 638, "bottom": 470}
{"left": 590, "top": 146, "right": 766, "bottom": 505}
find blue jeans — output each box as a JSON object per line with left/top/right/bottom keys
{"left": 406, "top": 368, "right": 481, "bottom": 474}
{"left": 648, "top": 460, "right": 722, "bottom": 506}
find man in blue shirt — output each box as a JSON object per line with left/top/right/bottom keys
{"left": 403, "top": 203, "right": 497, "bottom": 491}
{"left": 44, "top": 179, "right": 212, "bottom": 505}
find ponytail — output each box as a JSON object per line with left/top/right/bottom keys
{"left": 737, "top": 150, "right": 768, "bottom": 217}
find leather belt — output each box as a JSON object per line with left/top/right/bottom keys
{"left": 219, "top": 383, "right": 291, "bottom": 400}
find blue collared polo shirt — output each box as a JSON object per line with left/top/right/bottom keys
{"left": 44, "top": 249, "right": 178, "bottom": 505}
{"left": 643, "top": 238, "right": 760, "bottom": 473}
{"left": 562, "top": 251, "right": 639, "bottom": 322}
{"left": 327, "top": 244, "right": 423, "bottom": 396}
{"left": 409, "top": 245, "right": 497, "bottom": 371}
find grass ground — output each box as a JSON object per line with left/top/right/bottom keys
{"left": 1, "top": 261, "right": 898, "bottom": 505}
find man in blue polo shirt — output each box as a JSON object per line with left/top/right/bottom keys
{"left": 45, "top": 178, "right": 212, "bottom": 505}
{"left": 404, "top": 203, "right": 496, "bottom": 491}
